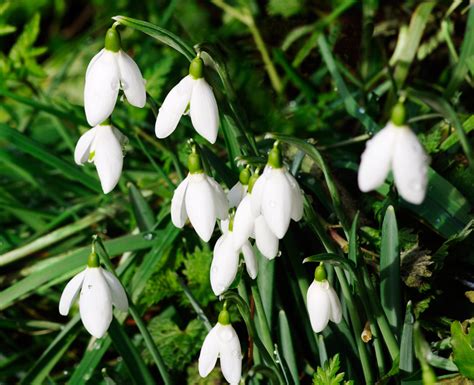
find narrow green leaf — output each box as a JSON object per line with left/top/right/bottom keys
{"left": 408, "top": 88, "right": 473, "bottom": 165}
{"left": 278, "top": 310, "right": 300, "bottom": 385}
{"left": 317, "top": 34, "right": 379, "bottom": 134}
{"left": 20, "top": 316, "right": 81, "bottom": 385}
{"left": 257, "top": 248, "right": 275, "bottom": 329}
{"left": 399, "top": 301, "right": 415, "bottom": 374}
{"left": 129, "top": 183, "right": 155, "bottom": 232}
{"left": 390, "top": 2, "right": 436, "bottom": 87}
{"left": 0, "top": 232, "right": 157, "bottom": 310}
{"left": 445, "top": 5, "right": 474, "bottom": 96}
{"left": 0, "top": 124, "right": 101, "bottom": 192}
{"left": 380, "top": 205, "right": 401, "bottom": 339}
{"left": 303, "top": 253, "right": 357, "bottom": 279}
{"left": 348, "top": 211, "right": 360, "bottom": 267}
{"left": 112, "top": 15, "right": 195, "bottom": 61}
{"left": 108, "top": 319, "right": 156, "bottom": 385}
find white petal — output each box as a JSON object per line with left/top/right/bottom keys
{"left": 84, "top": 50, "right": 120, "bottom": 126}
{"left": 74, "top": 127, "right": 97, "bottom": 165}
{"left": 102, "top": 269, "right": 129, "bottom": 312}
{"left": 171, "top": 176, "right": 190, "bottom": 228}
{"left": 185, "top": 173, "right": 216, "bottom": 242}
{"left": 155, "top": 75, "right": 194, "bottom": 139}
{"left": 358, "top": 123, "right": 397, "bottom": 192}
{"left": 198, "top": 325, "right": 219, "bottom": 377}
{"left": 59, "top": 270, "right": 86, "bottom": 316}
{"left": 262, "top": 169, "right": 292, "bottom": 239}
{"left": 117, "top": 51, "right": 146, "bottom": 108}
{"left": 232, "top": 194, "right": 255, "bottom": 250}
{"left": 307, "top": 280, "right": 331, "bottom": 333}
{"left": 284, "top": 170, "right": 304, "bottom": 221}
{"left": 219, "top": 218, "right": 230, "bottom": 234}
{"left": 242, "top": 241, "right": 258, "bottom": 279}
{"left": 254, "top": 215, "right": 279, "bottom": 260}
{"left": 93, "top": 126, "right": 124, "bottom": 194}
{"left": 250, "top": 170, "right": 268, "bottom": 216}
{"left": 206, "top": 175, "right": 229, "bottom": 220}
{"left": 392, "top": 126, "right": 428, "bottom": 205}
{"left": 217, "top": 324, "right": 242, "bottom": 385}
{"left": 327, "top": 285, "right": 342, "bottom": 324}
{"left": 228, "top": 182, "right": 246, "bottom": 208}
{"left": 211, "top": 233, "right": 239, "bottom": 295}
{"left": 190, "top": 78, "right": 219, "bottom": 144}
{"left": 79, "top": 268, "right": 113, "bottom": 338}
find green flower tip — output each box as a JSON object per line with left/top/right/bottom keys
{"left": 218, "top": 309, "right": 230, "bottom": 325}
{"left": 87, "top": 251, "right": 100, "bottom": 268}
{"left": 314, "top": 263, "right": 327, "bottom": 282}
{"left": 239, "top": 167, "right": 251, "bottom": 185}
{"left": 188, "top": 149, "right": 203, "bottom": 174}
{"left": 391, "top": 103, "right": 406, "bottom": 126}
{"left": 247, "top": 171, "right": 260, "bottom": 193}
{"left": 104, "top": 27, "right": 121, "bottom": 53}
{"left": 99, "top": 118, "right": 111, "bottom": 126}
{"left": 267, "top": 141, "right": 282, "bottom": 169}
{"left": 189, "top": 57, "right": 204, "bottom": 79}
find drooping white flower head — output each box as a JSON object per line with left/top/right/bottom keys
{"left": 84, "top": 27, "right": 146, "bottom": 127}
{"left": 199, "top": 309, "right": 242, "bottom": 385}
{"left": 59, "top": 253, "right": 128, "bottom": 338}
{"left": 74, "top": 123, "right": 127, "bottom": 194}
{"left": 210, "top": 216, "right": 257, "bottom": 296}
{"left": 358, "top": 103, "right": 429, "bottom": 205}
{"left": 306, "top": 264, "right": 342, "bottom": 333}
{"left": 250, "top": 142, "right": 304, "bottom": 238}
{"left": 155, "top": 56, "right": 219, "bottom": 144}
{"left": 171, "top": 149, "right": 228, "bottom": 242}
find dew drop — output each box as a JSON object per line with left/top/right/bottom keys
{"left": 269, "top": 200, "right": 277, "bottom": 208}
{"left": 233, "top": 349, "right": 242, "bottom": 359}
{"left": 143, "top": 232, "right": 154, "bottom": 241}
{"left": 358, "top": 107, "right": 366, "bottom": 114}
{"left": 63, "top": 370, "right": 69, "bottom": 376}
{"left": 211, "top": 266, "right": 218, "bottom": 274}
{"left": 110, "top": 78, "right": 120, "bottom": 90}
{"left": 121, "top": 80, "right": 128, "bottom": 90}
{"left": 276, "top": 250, "right": 282, "bottom": 257}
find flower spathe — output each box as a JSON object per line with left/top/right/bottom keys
{"left": 198, "top": 311, "right": 242, "bottom": 385}
{"left": 155, "top": 57, "right": 219, "bottom": 144}
{"left": 306, "top": 265, "right": 342, "bottom": 333}
{"left": 358, "top": 108, "right": 429, "bottom": 205}
{"left": 74, "top": 123, "right": 127, "bottom": 194}
{"left": 84, "top": 28, "right": 146, "bottom": 127}
{"left": 210, "top": 219, "right": 257, "bottom": 296}
{"left": 171, "top": 150, "right": 228, "bottom": 242}
{"left": 59, "top": 260, "right": 128, "bottom": 338}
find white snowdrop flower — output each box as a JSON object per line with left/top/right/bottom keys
{"left": 250, "top": 142, "right": 304, "bottom": 239}
{"left": 171, "top": 149, "right": 228, "bottom": 242}
{"left": 231, "top": 170, "right": 281, "bottom": 260}
{"left": 155, "top": 56, "right": 219, "bottom": 144}
{"left": 358, "top": 103, "right": 429, "bottom": 205}
{"left": 211, "top": 214, "right": 257, "bottom": 296}
{"left": 306, "top": 264, "right": 342, "bottom": 333}
{"left": 74, "top": 122, "right": 127, "bottom": 194}
{"left": 84, "top": 27, "right": 146, "bottom": 127}
{"left": 199, "top": 308, "right": 242, "bottom": 385}
{"left": 59, "top": 252, "right": 128, "bottom": 339}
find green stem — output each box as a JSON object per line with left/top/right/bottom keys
{"left": 94, "top": 236, "right": 173, "bottom": 385}
{"left": 211, "top": 0, "right": 283, "bottom": 94}
{"left": 361, "top": 268, "right": 400, "bottom": 361}
{"left": 251, "top": 282, "right": 273, "bottom": 357}
{"left": 177, "top": 277, "right": 212, "bottom": 331}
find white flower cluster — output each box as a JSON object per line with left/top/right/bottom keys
{"left": 63, "top": 24, "right": 431, "bottom": 384}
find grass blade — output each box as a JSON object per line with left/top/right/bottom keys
{"left": 0, "top": 124, "right": 101, "bottom": 192}
{"left": 129, "top": 183, "right": 155, "bottom": 232}
{"left": 108, "top": 318, "right": 156, "bottom": 385}
{"left": 380, "top": 205, "right": 401, "bottom": 340}
{"left": 399, "top": 301, "right": 415, "bottom": 374}
{"left": 278, "top": 310, "right": 300, "bottom": 385}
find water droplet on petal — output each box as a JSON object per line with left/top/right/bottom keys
{"left": 269, "top": 200, "right": 277, "bottom": 208}
{"left": 110, "top": 78, "right": 120, "bottom": 90}
{"left": 211, "top": 266, "right": 218, "bottom": 274}
{"left": 233, "top": 349, "right": 242, "bottom": 359}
